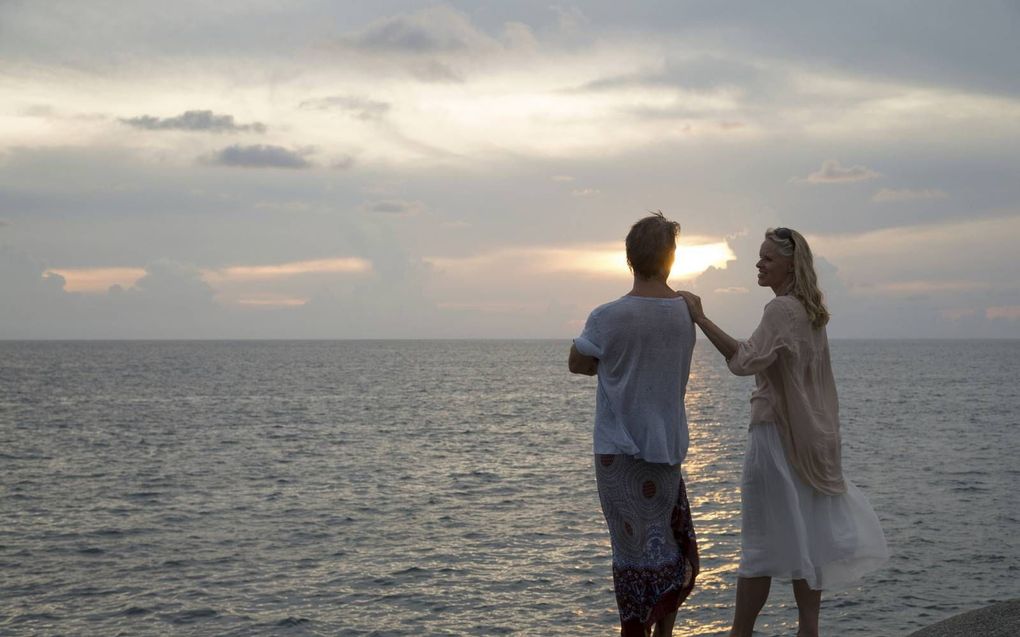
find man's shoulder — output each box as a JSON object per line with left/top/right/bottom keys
{"left": 588, "top": 296, "right": 629, "bottom": 318}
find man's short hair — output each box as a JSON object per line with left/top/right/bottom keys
{"left": 626, "top": 212, "right": 681, "bottom": 279}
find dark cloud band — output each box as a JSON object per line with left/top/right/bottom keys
{"left": 210, "top": 145, "right": 311, "bottom": 169}
{"left": 122, "top": 110, "right": 266, "bottom": 133}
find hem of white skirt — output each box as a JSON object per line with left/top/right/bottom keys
{"left": 736, "top": 552, "right": 889, "bottom": 591}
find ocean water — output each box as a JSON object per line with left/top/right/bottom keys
{"left": 1, "top": 339, "right": 1017, "bottom": 636}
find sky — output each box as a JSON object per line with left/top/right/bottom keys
{"left": 2, "top": 1, "right": 1018, "bottom": 339}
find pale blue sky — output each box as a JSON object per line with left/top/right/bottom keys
{"left": 1, "top": 1, "right": 1018, "bottom": 338}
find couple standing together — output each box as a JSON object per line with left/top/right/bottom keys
{"left": 569, "top": 213, "right": 888, "bottom": 636}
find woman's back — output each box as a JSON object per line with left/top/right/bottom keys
{"left": 728, "top": 295, "right": 845, "bottom": 495}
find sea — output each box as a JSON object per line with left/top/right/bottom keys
{"left": 1, "top": 340, "right": 1018, "bottom": 636}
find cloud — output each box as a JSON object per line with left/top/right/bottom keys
{"left": 579, "top": 54, "right": 767, "bottom": 94}
{"left": 714, "top": 286, "right": 749, "bottom": 294}
{"left": 343, "top": 6, "right": 484, "bottom": 55}
{"left": 130, "top": 260, "right": 216, "bottom": 304}
{"left": 856, "top": 280, "right": 991, "bottom": 295}
{"left": 121, "top": 110, "right": 266, "bottom": 133}
{"left": 798, "top": 159, "right": 881, "bottom": 183}
{"left": 0, "top": 252, "right": 226, "bottom": 338}
{"left": 872, "top": 188, "right": 949, "bottom": 202}
{"left": 326, "top": 6, "right": 538, "bottom": 83}
{"left": 986, "top": 306, "right": 1020, "bottom": 320}
{"left": 1, "top": 248, "right": 67, "bottom": 299}
{"left": 209, "top": 144, "right": 312, "bottom": 169}
{"left": 551, "top": 4, "right": 589, "bottom": 32}
{"left": 47, "top": 267, "right": 146, "bottom": 292}
{"left": 364, "top": 199, "right": 425, "bottom": 215}
{"left": 299, "top": 95, "right": 391, "bottom": 120}
{"left": 570, "top": 188, "right": 600, "bottom": 197}
{"left": 330, "top": 155, "right": 356, "bottom": 170}
{"left": 204, "top": 257, "right": 372, "bottom": 283}
{"left": 940, "top": 308, "right": 977, "bottom": 321}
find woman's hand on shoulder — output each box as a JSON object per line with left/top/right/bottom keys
{"left": 676, "top": 290, "right": 705, "bottom": 324}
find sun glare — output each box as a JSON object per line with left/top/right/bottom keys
{"left": 672, "top": 242, "right": 737, "bottom": 279}
{"left": 543, "top": 240, "right": 735, "bottom": 280}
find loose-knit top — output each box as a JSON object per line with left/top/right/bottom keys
{"left": 727, "top": 295, "right": 847, "bottom": 495}
{"left": 573, "top": 295, "right": 695, "bottom": 465}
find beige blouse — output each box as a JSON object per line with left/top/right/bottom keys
{"left": 727, "top": 295, "right": 847, "bottom": 495}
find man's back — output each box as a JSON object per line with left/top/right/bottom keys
{"left": 573, "top": 295, "right": 695, "bottom": 465}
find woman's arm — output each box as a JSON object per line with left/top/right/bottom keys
{"left": 676, "top": 291, "right": 739, "bottom": 360}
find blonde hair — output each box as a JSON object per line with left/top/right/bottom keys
{"left": 766, "top": 227, "right": 830, "bottom": 329}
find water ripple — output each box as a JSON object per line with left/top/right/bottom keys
{"left": 1, "top": 339, "right": 1017, "bottom": 636}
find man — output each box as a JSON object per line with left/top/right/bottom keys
{"left": 569, "top": 212, "right": 699, "bottom": 637}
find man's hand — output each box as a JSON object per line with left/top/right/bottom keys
{"left": 568, "top": 343, "right": 599, "bottom": 376}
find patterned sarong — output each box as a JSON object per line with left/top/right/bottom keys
{"left": 595, "top": 454, "right": 699, "bottom": 635}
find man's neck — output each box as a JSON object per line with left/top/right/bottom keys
{"left": 628, "top": 275, "right": 675, "bottom": 298}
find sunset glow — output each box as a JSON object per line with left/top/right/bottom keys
{"left": 427, "top": 239, "right": 735, "bottom": 281}
{"left": 205, "top": 257, "right": 372, "bottom": 282}
{"left": 533, "top": 239, "right": 735, "bottom": 279}
{"left": 48, "top": 257, "right": 372, "bottom": 296}
{"left": 4, "top": 3, "right": 1017, "bottom": 340}
{"left": 47, "top": 267, "right": 146, "bottom": 292}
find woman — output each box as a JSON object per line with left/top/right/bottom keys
{"left": 678, "top": 228, "right": 887, "bottom": 637}
{"left": 569, "top": 212, "right": 700, "bottom": 637}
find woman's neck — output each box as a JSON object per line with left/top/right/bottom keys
{"left": 771, "top": 277, "right": 794, "bottom": 297}
{"left": 628, "top": 275, "right": 675, "bottom": 298}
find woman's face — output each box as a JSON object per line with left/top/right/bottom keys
{"left": 756, "top": 240, "right": 793, "bottom": 290}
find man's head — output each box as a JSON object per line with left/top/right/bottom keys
{"left": 625, "top": 212, "right": 681, "bottom": 280}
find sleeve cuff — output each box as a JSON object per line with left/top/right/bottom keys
{"left": 573, "top": 336, "right": 601, "bottom": 358}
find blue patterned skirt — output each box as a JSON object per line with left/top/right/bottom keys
{"left": 595, "top": 454, "right": 699, "bottom": 635}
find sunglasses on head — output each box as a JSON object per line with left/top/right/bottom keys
{"left": 774, "top": 227, "right": 795, "bottom": 245}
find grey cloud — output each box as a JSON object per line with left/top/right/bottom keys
{"left": 580, "top": 55, "right": 767, "bottom": 93}
{"left": 345, "top": 7, "right": 477, "bottom": 54}
{"left": 0, "top": 248, "right": 66, "bottom": 298}
{"left": 407, "top": 60, "right": 463, "bottom": 83}
{"left": 210, "top": 145, "right": 312, "bottom": 169}
{"left": 331, "top": 155, "right": 356, "bottom": 170}
{"left": 552, "top": 2, "right": 1020, "bottom": 98}
{"left": 872, "top": 188, "right": 948, "bottom": 203}
{"left": 800, "top": 160, "right": 881, "bottom": 184}
{"left": 365, "top": 199, "right": 424, "bottom": 215}
{"left": 121, "top": 110, "right": 266, "bottom": 133}
{"left": 299, "top": 96, "right": 391, "bottom": 120}
{"left": 0, "top": 251, "right": 228, "bottom": 338}
{"left": 328, "top": 6, "right": 513, "bottom": 83}
{"left": 131, "top": 260, "right": 216, "bottom": 305}
{"left": 4, "top": 3, "right": 1017, "bottom": 99}
{"left": 19, "top": 104, "right": 57, "bottom": 117}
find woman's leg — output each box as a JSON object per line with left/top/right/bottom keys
{"left": 729, "top": 576, "right": 771, "bottom": 637}
{"left": 792, "top": 579, "right": 821, "bottom": 637}
{"left": 652, "top": 610, "right": 677, "bottom": 636}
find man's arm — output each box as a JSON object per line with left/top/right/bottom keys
{"left": 568, "top": 343, "right": 598, "bottom": 376}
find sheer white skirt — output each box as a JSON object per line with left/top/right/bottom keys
{"left": 738, "top": 423, "right": 889, "bottom": 590}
